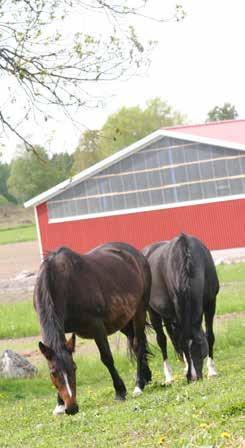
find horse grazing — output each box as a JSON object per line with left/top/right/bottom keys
{"left": 34, "top": 243, "right": 152, "bottom": 415}
{"left": 142, "top": 233, "right": 219, "bottom": 384}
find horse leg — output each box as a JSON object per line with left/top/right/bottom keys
{"left": 149, "top": 307, "right": 173, "bottom": 385}
{"left": 121, "top": 320, "right": 152, "bottom": 396}
{"left": 204, "top": 298, "right": 217, "bottom": 377}
{"left": 129, "top": 306, "right": 152, "bottom": 397}
{"left": 53, "top": 394, "right": 66, "bottom": 415}
{"left": 94, "top": 328, "right": 127, "bottom": 400}
{"left": 182, "top": 342, "right": 196, "bottom": 383}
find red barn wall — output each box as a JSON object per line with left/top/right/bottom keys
{"left": 37, "top": 199, "right": 245, "bottom": 256}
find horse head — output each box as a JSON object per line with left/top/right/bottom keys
{"left": 189, "top": 330, "right": 209, "bottom": 380}
{"left": 39, "top": 333, "right": 79, "bottom": 415}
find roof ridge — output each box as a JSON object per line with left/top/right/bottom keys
{"left": 164, "top": 118, "right": 245, "bottom": 131}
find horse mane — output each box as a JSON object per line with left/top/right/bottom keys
{"left": 35, "top": 247, "right": 72, "bottom": 352}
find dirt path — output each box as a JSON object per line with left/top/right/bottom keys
{"left": 0, "top": 240, "right": 40, "bottom": 280}
{"left": 0, "top": 240, "right": 40, "bottom": 302}
{"left": 0, "top": 312, "right": 244, "bottom": 367}
{"left": 0, "top": 333, "right": 126, "bottom": 367}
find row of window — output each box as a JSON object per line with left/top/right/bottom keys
{"left": 48, "top": 139, "right": 245, "bottom": 220}
{"left": 48, "top": 176, "right": 245, "bottom": 219}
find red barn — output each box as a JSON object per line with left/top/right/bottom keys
{"left": 25, "top": 120, "right": 245, "bottom": 258}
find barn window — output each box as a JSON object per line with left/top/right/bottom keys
{"left": 47, "top": 138, "right": 245, "bottom": 221}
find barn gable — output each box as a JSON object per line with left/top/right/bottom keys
{"left": 47, "top": 135, "right": 245, "bottom": 223}
{"left": 24, "top": 121, "right": 245, "bottom": 256}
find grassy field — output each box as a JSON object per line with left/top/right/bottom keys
{"left": 0, "top": 205, "right": 35, "bottom": 230}
{"left": 0, "top": 301, "right": 39, "bottom": 339}
{"left": 0, "top": 264, "right": 244, "bottom": 447}
{"left": 0, "top": 263, "right": 244, "bottom": 340}
{"left": 0, "top": 204, "right": 36, "bottom": 244}
{"left": 0, "top": 319, "right": 244, "bottom": 448}
{"left": 0, "top": 224, "right": 37, "bottom": 245}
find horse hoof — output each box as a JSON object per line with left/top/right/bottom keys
{"left": 132, "top": 386, "right": 143, "bottom": 397}
{"left": 208, "top": 370, "right": 218, "bottom": 378}
{"left": 165, "top": 379, "right": 173, "bottom": 386}
{"left": 189, "top": 375, "right": 198, "bottom": 382}
{"left": 53, "top": 404, "right": 66, "bottom": 415}
{"left": 115, "top": 393, "right": 126, "bottom": 401}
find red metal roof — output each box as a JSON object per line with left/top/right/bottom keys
{"left": 166, "top": 119, "right": 245, "bottom": 145}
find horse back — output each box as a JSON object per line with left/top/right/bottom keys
{"left": 142, "top": 241, "right": 174, "bottom": 317}
{"left": 85, "top": 242, "right": 151, "bottom": 302}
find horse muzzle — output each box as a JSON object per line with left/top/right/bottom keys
{"left": 65, "top": 403, "right": 79, "bottom": 415}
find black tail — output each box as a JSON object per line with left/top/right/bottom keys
{"left": 34, "top": 252, "right": 65, "bottom": 350}
{"left": 171, "top": 233, "right": 194, "bottom": 348}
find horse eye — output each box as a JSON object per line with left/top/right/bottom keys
{"left": 50, "top": 369, "right": 58, "bottom": 377}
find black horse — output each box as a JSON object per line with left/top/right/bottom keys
{"left": 34, "top": 242, "right": 152, "bottom": 415}
{"left": 142, "top": 233, "right": 219, "bottom": 383}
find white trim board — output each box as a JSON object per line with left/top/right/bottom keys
{"left": 34, "top": 206, "right": 44, "bottom": 261}
{"left": 48, "top": 194, "right": 245, "bottom": 224}
{"left": 24, "top": 129, "right": 245, "bottom": 209}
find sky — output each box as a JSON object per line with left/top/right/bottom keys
{"left": 1, "top": 0, "right": 245, "bottom": 162}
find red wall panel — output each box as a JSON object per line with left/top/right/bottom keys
{"left": 37, "top": 199, "right": 245, "bottom": 256}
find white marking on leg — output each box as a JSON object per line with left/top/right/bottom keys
{"left": 132, "top": 386, "right": 143, "bottom": 397}
{"left": 183, "top": 354, "right": 188, "bottom": 375}
{"left": 207, "top": 357, "right": 217, "bottom": 377}
{"left": 53, "top": 404, "right": 66, "bottom": 415}
{"left": 183, "top": 354, "right": 197, "bottom": 380}
{"left": 163, "top": 360, "right": 173, "bottom": 385}
{"left": 190, "top": 359, "right": 197, "bottom": 381}
{"left": 63, "top": 373, "right": 72, "bottom": 398}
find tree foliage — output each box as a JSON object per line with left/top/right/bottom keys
{"left": 7, "top": 146, "right": 73, "bottom": 203}
{"left": 71, "top": 130, "right": 102, "bottom": 174}
{"left": 206, "top": 103, "right": 238, "bottom": 122}
{"left": 72, "top": 97, "right": 186, "bottom": 173}
{"left": 0, "top": 1, "right": 184, "bottom": 150}
{"left": 0, "top": 160, "right": 12, "bottom": 202}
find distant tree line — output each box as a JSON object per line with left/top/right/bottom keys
{"left": 0, "top": 100, "right": 238, "bottom": 205}
{"left": 0, "top": 148, "right": 74, "bottom": 205}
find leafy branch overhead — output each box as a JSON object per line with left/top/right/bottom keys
{"left": 0, "top": 0, "right": 185, "bottom": 148}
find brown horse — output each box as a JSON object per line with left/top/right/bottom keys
{"left": 34, "top": 243, "right": 152, "bottom": 415}
{"left": 143, "top": 233, "right": 219, "bottom": 384}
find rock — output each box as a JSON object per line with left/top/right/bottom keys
{"left": 0, "top": 350, "right": 38, "bottom": 378}
{"left": 15, "top": 270, "right": 36, "bottom": 280}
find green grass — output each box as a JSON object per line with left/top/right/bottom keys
{"left": 0, "top": 300, "right": 39, "bottom": 339}
{"left": 0, "top": 224, "right": 37, "bottom": 244}
{"left": 215, "top": 263, "right": 245, "bottom": 315}
{"left": 216, "top": 263, "right": 245, "bottom": 283}
{"left": 0, "top": 264, "right": 244, "bottom": 447}
{"left": 0, "top": 263, "right": 244, "bottom": 340}
{"left": 0, "top": 319, "right": 244, "bottom": 448}
{"left": 217, "top": 283, "right": 245, "bottom": 315}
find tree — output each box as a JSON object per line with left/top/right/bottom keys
{"left": 72, "top": 97, "right": 186, "bottom": 173}
{"left": 71, "top": 130, "right": 102, "bottom": 174}
{"left": 50, "top": 152, "right": 74, "bottom": 184}
{"left": 0, "top": 1, "right": 185, "bottom": 151}
{"left": 99, "top": 97, "right": 186, "bottom": 154}
{"left": 206, "top": 103, "right": 238, "bottom": 122}
{"left": 7, "top": 147, "right": 52, "bottom": 203}
{"left": 0, "top": 160, "right": 13, "bottom": 202}
{"left": 7, "top": 146, "right": 73, "bottom": 202}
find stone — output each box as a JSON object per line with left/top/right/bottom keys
{"left": 0, "top": 350, "right": 38, "bottom": 378}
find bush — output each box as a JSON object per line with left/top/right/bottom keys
{"left": 0, "top": 195, "right": 9, "bottom": 206}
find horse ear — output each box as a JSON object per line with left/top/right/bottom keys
{"left": 39, "top": 341, "right": 54, "bottom": 361}
{"left": 66, "top": 333, "right": 76, "bottom": 354}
